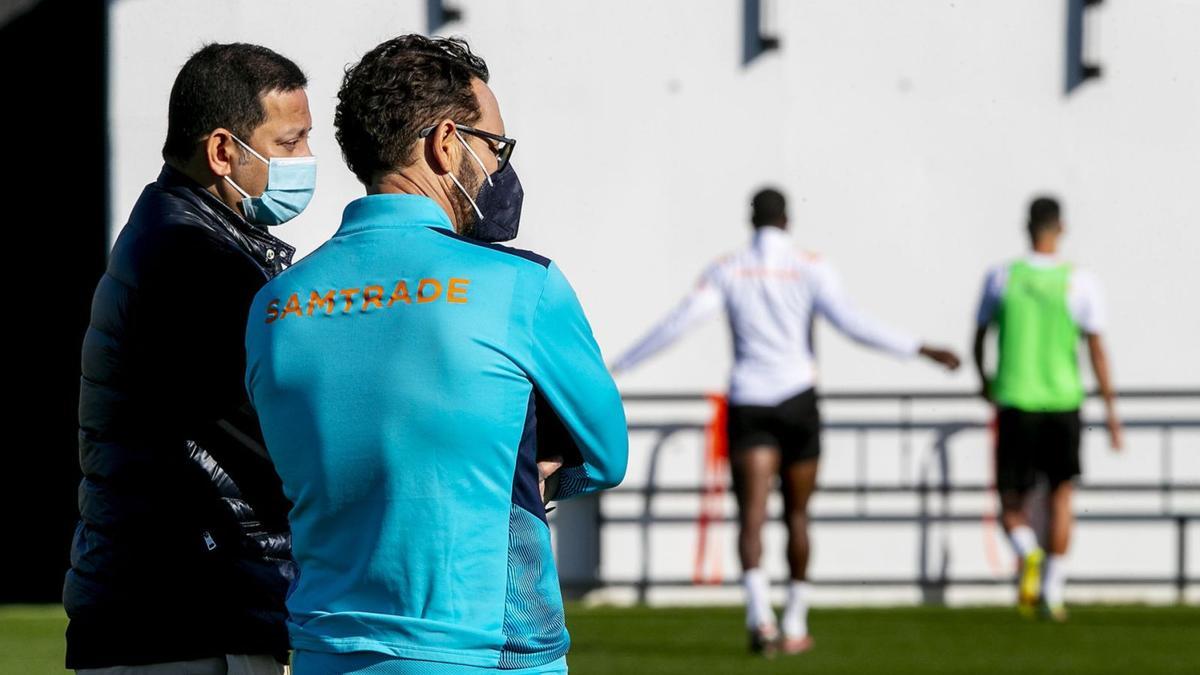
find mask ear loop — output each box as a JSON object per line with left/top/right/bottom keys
{"left": 223, "top": 176, "right": 252, "bottom": 199}
{"left": 447, "top": 171, "right": 484, "bottom": 221}
{"left": 223, "top": 132, "right": 268, "bottom": 199}
{"left": 229, "top": 133, "right": 271, "bottom": 165}
{"left": 446, "top": 131, "right": 489, "bottom": 220}
{"left": 455, "top": 131, "right": 494, "bottom": 187}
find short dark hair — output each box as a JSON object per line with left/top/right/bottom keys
{"left": 1027, "top": 195, "right": 1062, "bottom": 239}
{"left": 162, "top": 43, "right": 307, "bottom": 163}
{"left": 751, "top": 188, "right": 787, "bottom": 227}
{"left": 335, "top": 35, "right": 489, "bottom": 186}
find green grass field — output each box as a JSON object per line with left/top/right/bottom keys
{"left": 5, "top": 604, "right": 1198, "bottom": 674}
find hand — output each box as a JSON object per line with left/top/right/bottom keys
{"left": 538, "top": 456, "right": 564, "bottom": 502}
{"left": 1107, "top": 414, "right": 1124, "bottom": 451}
{"left": 919, "top": 345, "right": 961, "bottom": 371}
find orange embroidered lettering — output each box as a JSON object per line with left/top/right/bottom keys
{"left": 265, "top": 298, "right": 280, "bottom": 324}
{"left": 388, "top": 281, "right": 412, "bottom": 306}
{"left": 340, "top": 288, "right": 361, "bottom": 313}
{"left": 447, "top": 278, "right": 470, "bottom": 304}
{"left": 308, "top": 290, "right": 336, "bottom": 316}
{"left": 362, "top": 285, "right": 385, "bottom": 311}
{"left": 281, "top": 293, "right": 303, "bottom": 319}
{"left": 416, "top": 279, "right": 443, "bottom": 303}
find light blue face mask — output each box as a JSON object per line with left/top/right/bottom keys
{"left": 224, "top": 134, "right": 316, "bottom": 226}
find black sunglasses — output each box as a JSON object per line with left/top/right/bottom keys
{"left": 419, "top": 123, "right": 516, "bottom": 171}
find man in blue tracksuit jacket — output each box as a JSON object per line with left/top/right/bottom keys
{"left": 244, "top": 36, "right": 627, "bottom": 674}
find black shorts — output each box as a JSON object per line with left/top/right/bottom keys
{"left": 996, "top": 407, "right": 1082, "bottom": 493}
{"left": 727, "top": 388, "right": 821, "bottom": 465}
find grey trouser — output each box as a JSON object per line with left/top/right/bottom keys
{"left": 78, "top": 654, "right": 287, "bottom": 675}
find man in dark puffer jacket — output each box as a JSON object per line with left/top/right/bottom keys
{"left": 66, "top": 43, "right": 315, "bottom": 674}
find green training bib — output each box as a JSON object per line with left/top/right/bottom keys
{"left": 992, "top": 260, "right": 1084, "bottom": 412}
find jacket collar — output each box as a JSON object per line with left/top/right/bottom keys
{"left": 155, "top": 164, "right": 297, "bottom": 272}
{"left": 753, "top": 224, "right": 791, "bottom": 249}
{"left": 335, "top": 194, "right": 454, "bottom": 238}
{"left": 1025, "top": 251, "right": 1064, "bottom": 268}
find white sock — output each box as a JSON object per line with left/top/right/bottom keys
{"left": 742, "top": 569, "right": 776, "bottom": 630}
{"left": 1008, "top": 525, "right": 1040, "bottom": 558}
{"left": 781, "top": 581, "right": 811, "bottom": 638}
{"left": 1043, "top": 554, "right": 1068, "bottom": 607}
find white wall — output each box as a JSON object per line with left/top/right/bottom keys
{"left": 110, "top": 0, "right": 1200, "bottom": 394}
{"left": 110, "top": 0, "right": 1200, "bottom": 604}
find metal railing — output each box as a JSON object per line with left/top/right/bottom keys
{"left": 588, "top": 389, "right": 1200, "bottom": 603}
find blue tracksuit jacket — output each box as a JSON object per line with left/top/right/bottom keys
{"left": 244, "top": 194, "right": 628, "bottom": 670}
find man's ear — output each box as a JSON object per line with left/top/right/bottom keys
{"left": 205, "top": 129, "right": 237, "bottom": 178}
{"left": 422, "top": 119, "right": 459, "bottom": 176}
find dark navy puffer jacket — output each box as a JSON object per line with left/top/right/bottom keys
{"left": 65, "top": 165, "right": 297, "bottom": 669}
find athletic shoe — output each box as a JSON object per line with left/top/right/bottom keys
{"left": 779, "top": 634, "right": 814, "bottom": 656}
{"left": 1018, "top": 548, "right": 1045, "bottom": 618}
{"left": 747, "top": 624, "right": 780, "bottom": 657}
{"left": 1044, "top": 603, "right": 1069, "bottom": 623}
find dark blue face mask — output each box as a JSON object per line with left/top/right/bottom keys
{"left": 449, "top": 132, "right": 524, "bottom": 243}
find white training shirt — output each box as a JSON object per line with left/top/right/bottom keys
{"left": 611, "top": 226, "right": 920, "bottom": 406}
{"left": 975, "top": 253, "right": 1107, "bottom": 334}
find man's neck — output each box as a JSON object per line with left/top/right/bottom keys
{"left": 164, "top": 157, "right": 258, "bottom": 228}
{"left": 371, "top": 171, "right": 461, "bottom": 232}
{"left": 1032, "top": 238, "right": 1058, "bottom": 255}
{"left": 166, "top": 156, "right": 240, "bottom": 213}
{"left": 755, "top": 223, "right": 788, "bottom": 235}
{"left": 166, "top": 156, "right": 217, "bottom": 191}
